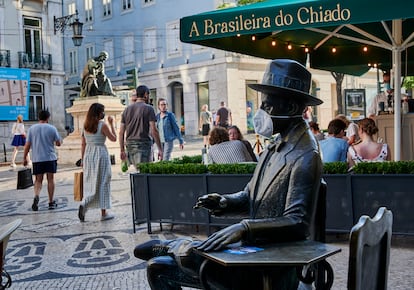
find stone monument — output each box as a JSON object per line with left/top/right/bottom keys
{"left": 57, "top": 52, "right": 124, "bottom": 164}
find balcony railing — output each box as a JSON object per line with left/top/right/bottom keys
{"left": 0, "top": 50, "right": 11, "bottom": 67}
{"left": 18, "top": 52, "right": 52, "bottom": 70}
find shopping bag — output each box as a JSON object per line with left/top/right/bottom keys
{"left": 17, "top": 168, "right": 33, "bottom": 189}
{"left": 74, "top": 171, "right": 83, "bottom": 201}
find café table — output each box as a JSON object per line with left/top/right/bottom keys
{"left": 195, "top": 239, "right": 341, "bottom": 290}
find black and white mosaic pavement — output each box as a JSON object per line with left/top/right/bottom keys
{"left": 0, "top": 165, "right": 204, "bottom": 289}
{"left": 1, "top": 163, "right": 413, "bottom": 290}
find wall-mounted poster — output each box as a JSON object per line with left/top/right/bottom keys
{"left": 0, "top": 67, "right": 31, "bottom": 120}
{"left": 344, "top": 89, "right": 366, "bottom": 121}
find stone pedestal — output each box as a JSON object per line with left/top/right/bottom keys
{"left": 57, "top": 96, "right": 125, "bottom": 164}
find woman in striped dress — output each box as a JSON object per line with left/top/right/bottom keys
{"left": 78, "top": 103, "right": 117, "bottom": 222}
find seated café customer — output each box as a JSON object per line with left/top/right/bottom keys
{"left": 228, "top": 125, "right": 257, "bottom": 162}
{"left": 319, "top": 119, "right": 349, "bottom": 162}
{"left": 207, "top": 127, "right": 255, "bottom": 164}
{"left": 335, "top": 114, "right": 360, "bottom": 145}
{"left": 308, "top": 121, "right": 325, "bottom": 141}
{"left": 347, "top": 117, "right": 391, "bottom": 167}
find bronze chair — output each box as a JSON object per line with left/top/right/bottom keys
{"left": 298, "top": 179, "right": 335, "bottom": 290}
{"left": 0, "top": 219, "right": 22, "bottom": 289}
{"left": 347, "top": 207, "right": 393, "bottom": 290}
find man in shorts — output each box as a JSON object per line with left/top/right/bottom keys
{"left": 119, "top": 85, "right": 163, "bottom": 170}
{"left": 23, "top": 110, "right": 62, "bottom": 211}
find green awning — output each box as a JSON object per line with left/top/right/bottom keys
{"left": 180, "top": 0, "right": 414, "bottom": 76}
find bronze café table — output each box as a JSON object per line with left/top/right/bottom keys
{"left": 195, "top": 240, "right": 341, "bottom": 290}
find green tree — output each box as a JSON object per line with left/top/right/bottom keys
{"left": 217, "top": 0, "right": 263, "bottom": 9}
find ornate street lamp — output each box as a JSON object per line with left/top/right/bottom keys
{"left": 54, "top": 10, "right": 84, "bottom": 47}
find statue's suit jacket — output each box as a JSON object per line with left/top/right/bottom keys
{"left": 224, "top": 121, "right": 323, "bottom": 244}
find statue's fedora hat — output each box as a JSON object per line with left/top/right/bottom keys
{"left": 249, "top": 59, "right": 323, "bottom": 106}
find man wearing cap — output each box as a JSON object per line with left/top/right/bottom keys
{"left": 133, "top": 59, "right": 323, "bottom": 290}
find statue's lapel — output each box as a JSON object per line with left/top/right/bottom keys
{"left": 251, "top": 123, "right": 307, "bottom": 215}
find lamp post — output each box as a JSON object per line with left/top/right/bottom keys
{"left": 54, "top": 10, "right": 83, "bottom": 47}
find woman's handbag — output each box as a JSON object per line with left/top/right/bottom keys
{"left": 74, "top": 171, "right": 83, "bottom": 201}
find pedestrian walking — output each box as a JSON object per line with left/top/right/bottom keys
{"left": 78, "top": 103, "right": 117, "bottom": 222}
{"left": 215, "top": 101, "right": 232, "bottom": 128}
{"left": 119, "top": 85, "right": 163, "bottom": 170}
{"left": 199, "top": 104, "right": 213, "bottom": 147}
{"left": 10, "top": 114, "right": 31, "bottom": 168}
{"left": 156, "top": 98, "right": 184, "bottom": 161}
{"left": 23, "top": 110, "right": 62, "bottom": 211}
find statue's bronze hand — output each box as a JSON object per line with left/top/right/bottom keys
{"left": 193, "top": 193, "right": 225, "bottom": 210}
{"left": 197, "top": 223, "right": 246, "bottom": 252}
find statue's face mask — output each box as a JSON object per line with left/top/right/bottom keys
{"left": 254, "top": 94, "right": 304, "bottom": 137}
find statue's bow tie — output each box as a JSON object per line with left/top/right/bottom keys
{"left": 268, "top": 137, "right": 285, "bottom": 152}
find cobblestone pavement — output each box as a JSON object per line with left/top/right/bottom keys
{"left": 1, "top": 135, "right": 413, "bottom": 289}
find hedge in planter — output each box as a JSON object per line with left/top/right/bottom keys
{"left": 323, "top": 160, "right": 414, "bottom": 174}
{"left": 138, "top": 158, "right": 414, "bottom": 175}
{"left": 137, "top": 155, "right": 257, "bottom": 174}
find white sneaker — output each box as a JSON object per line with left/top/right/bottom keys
{"left": 101, "top": 213, "right": 115, "bottom": 221}
{"left": 10, "top": 163, "right": 16, "bottom": 168}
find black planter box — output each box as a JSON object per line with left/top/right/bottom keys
{"left": 131, "top": 173, "right": 414, "bottom": 236}
{"left": 323, "top": 174, "right": 354, "bottom": 233}
{"left": 323, "top": 174, "right": 414, "bottom": 235}
{"left": 351, "top": 174, "right": 414, "bottom": 235}
{"left": 130, "top": 173, "right": 251, "bottom": 233}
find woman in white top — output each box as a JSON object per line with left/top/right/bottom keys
{"left": 347, "top": 118, "right": 391, "bottom": 168}
{"left": 10, "top": 115, "right": 31, "bottom": 168}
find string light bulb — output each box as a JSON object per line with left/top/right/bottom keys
{"left": 251, "top": 35, "right": 256, "bottom": 41}
{"left": 271, "top": 40, "right": 276, "bottom": 46}
{"left": 332, "top": 47, "right": 337, "bottom": 53}
{"left": 287, "top": 43, "right": 292, "bottom": 50}
{"left": 304, "top": 47, "right": 309, "bottom": 53}
{"left": 363, "top": 46, "right": 368, "bottom": 52}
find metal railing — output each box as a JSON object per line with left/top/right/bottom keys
{"left": 0, "top": 50, "right": 10, "bottom": 67}
{"left": 18, "top": 52, "right": 52, "bottom": 70}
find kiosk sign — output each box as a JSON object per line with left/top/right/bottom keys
{"left": 0, "top": 68, "right": 30, "bottom": 121}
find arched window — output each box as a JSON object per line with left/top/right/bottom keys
{"left": 28, "top": 82, "right": 44, "bottom": 121}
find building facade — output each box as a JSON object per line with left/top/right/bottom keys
{"left": 0, "top": 0, "right": 69, "bottom": 147}
{"left": 0, "top": 0, "right": 379, "bottom": 153}
{"left": 61, "top": 0, "right": 377, "bottom": 137}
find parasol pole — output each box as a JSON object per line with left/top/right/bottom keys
{"left": 393, "top": 19, "right": 402, "bottom": 161}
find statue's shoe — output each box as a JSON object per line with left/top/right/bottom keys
{"left": 134, "top": 239, "right": 171, "bottom": 261}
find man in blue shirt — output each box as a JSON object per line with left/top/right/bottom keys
{"left": 319, "top": 118, "right": 349, "bottom": 162}
{"left": 156, "top": 98, "right": 184, "bottom": 161}
{"left": 23, "top": 110, "right": 62, "bottom": 211}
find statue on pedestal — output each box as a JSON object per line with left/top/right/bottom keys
{"left": 80, "top": 51, "right": 116, "bottom": 98}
